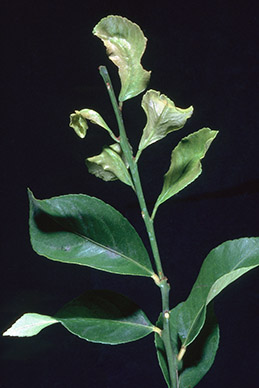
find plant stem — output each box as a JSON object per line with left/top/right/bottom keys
{"left": 161, "top": 280, "right": 179, "bottom": 388}
{"left": 99, "top": 65, "right": 178, "bottom": 388}
{"left": 99, "top": 66, "right": 164, "bottom": 278}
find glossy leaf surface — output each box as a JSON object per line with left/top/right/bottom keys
{"left": 56, "top": 290, "right": 155, "bottom": 344}
{"left": 28, "top": 190, "right": 154, "bottom": 277}
{"left": 93, "top": 15, "right": 151, "bottom": 101}
{"left": 138, "top": 90, "right": 193, "bottom": 153}
{"left": 176, "top": 238, "right": 259, "bottom": 347}
{"left": 3, "top": 291, "right": 155, "bottom": 345}
{"left": 3, "top": 313, "right": 58, "bottom": 337}
{"left": 154, "top": 313, "right": 178, "bottom": 388}
{"left": 178, "top": 304, "right": 219, "bottom": 388}
{"left": 155, "top": 304, "right": 219, "bottom": 388}
{"left": 86, "top": 143, "right": 133, "bottom": 187}
{"left": 69, "top": 108, "right": 117, "bottom": 141}
{"left": 153, "top": 128, "right": 218, "bottom": 217}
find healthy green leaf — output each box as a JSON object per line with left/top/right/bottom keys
{"left": 176, "top": 237, "right": 259, "bottom": 348}
{"left": 178, "top": 304, "right": 219, "bottom": 388}
{"left": 154, "top": 313, "right": 178, "bottom": 388}
{"left": 28, "top": 190, "right": 154, "bottom": 277}
{"left": 56, "top": 290, "right": 155, "bottom": 344}
{"left": 86, "top": 143, "right": 134, "bottom": 187}
{"left": 69, "top": 108, "right": 118, "bottom": 141}
{"left": 2, "top": 313, "right": 58, "bottom": 337}
{"left": 154, "top": 333, "right": 170, "bottom": 387}
{"left": 3, "top": 291, "right": 155, "bottom": 345}
{"left": 93, "top": 15, "right": 151, "bottom": 101}
{"left": 152, "top": 128, "right": 218, "bottom": 218}
{"left": 155, "top": 304, "right": 219, "bottom": 388}
{"left": 137, "top": 90, "right": 193, "bottom": 155}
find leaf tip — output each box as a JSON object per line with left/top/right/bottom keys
{"left": 27, "top": 187, "right": 35, "bottom": 203}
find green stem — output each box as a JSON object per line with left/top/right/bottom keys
{"left": 99, "top": 66, "right": 164, "bottom": 278}
{"left": 99, "top": 65, "right": 178, "bottom": 388}
{"left": 161, "top": 280, "right": 179, "bottom": 388}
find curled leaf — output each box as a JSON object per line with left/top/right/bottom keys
{"left": 69, "top": 111, "right": 88, "bottom": 138}
{"left": 69, "top": 108, "right": 117, "bottom": 141}
{"left": 86, "top": 143, "right": 134, "bottom": 187}
{"left": 93, "top": 15, "right": 151, "bottom": 101}
{"left": 137, "top": 90, "right": 193, "bottom": 156}
{"left": 152, "top": 128, "right": 218, "bottom": 218}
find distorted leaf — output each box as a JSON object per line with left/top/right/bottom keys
{"left": 138, "top": 90, "right": 193, "bottom": 156}
{"left": 93, "top": 15, "right": 151, "bottom": 101}
{"left": 152, "top": 128, "right": 218, "bottom": 218}
{"left": 86, "top": 143, "right": 133, "bottom": 187}
{"left": 28, "top": 190, "right": 154, "bottom": 277}
{"left": 69, "top": 111, "right": 88, "bottom": 138}
{"left": 69, "top": 108, "right": 117, "bottom": 141}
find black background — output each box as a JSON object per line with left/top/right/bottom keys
{"left": 1, "top": 1, "right": 258, "bottom": 387}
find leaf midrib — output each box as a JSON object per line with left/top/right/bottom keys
{"left": 182, "top": 251, "right": 258, "bottom": 346}
{"left": 37, "top": 204, "right": 153, "bottom": 275}
{"left": 60, "top": 316, "right": 154, "bottom": 330}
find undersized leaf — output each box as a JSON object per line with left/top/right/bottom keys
{"left": 86, "top": 143, "right": 134, "bottom": 187}
{"left": 93, "top": 15, "right": 151, "bottom": 101}
{"left": 175, "top": 237, "right": 259, "bottom": 348}
{"left": 138, "top": 90, "right": 193, "bottom": 155}
{"left": 69, "top": 108, "right": 118, "bottom": 141}
{"left": 28, "top": 189, "right": 154, "bottom": 277}
{"left": 69, "top": 111, "right": 88, "bottom": 138}
{"left": 55, "top": 290, "right": 155, "bottom": 344}
{"left": 2, "top": 313, "right": 58, "bottom": 337}
{"left": 152, "top": 128, "right": 218, "bottom": 218}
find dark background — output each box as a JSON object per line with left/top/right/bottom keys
{"left": 1, "top": 0, "right": 258, "bottom": 387}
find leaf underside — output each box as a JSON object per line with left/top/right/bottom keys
{"left": 93, "top": 15, "right": 151, "bottom": 101}
{"left": 176, "top": 237, "right": 259, "bottom": 348}
{"left": 69, "top": 108, "right": 117, "bottom": 141}
{"left": 3, "top": 291, "right": 154, "bottom": 345}
{"left": 2, "top": 313, "right": 58, "bottom": 337}
{"left": 86, "top": 143, "right": 133, "bottom": 187}
{"left": 138, "top": 89, "right": 193, "bottom": 153}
